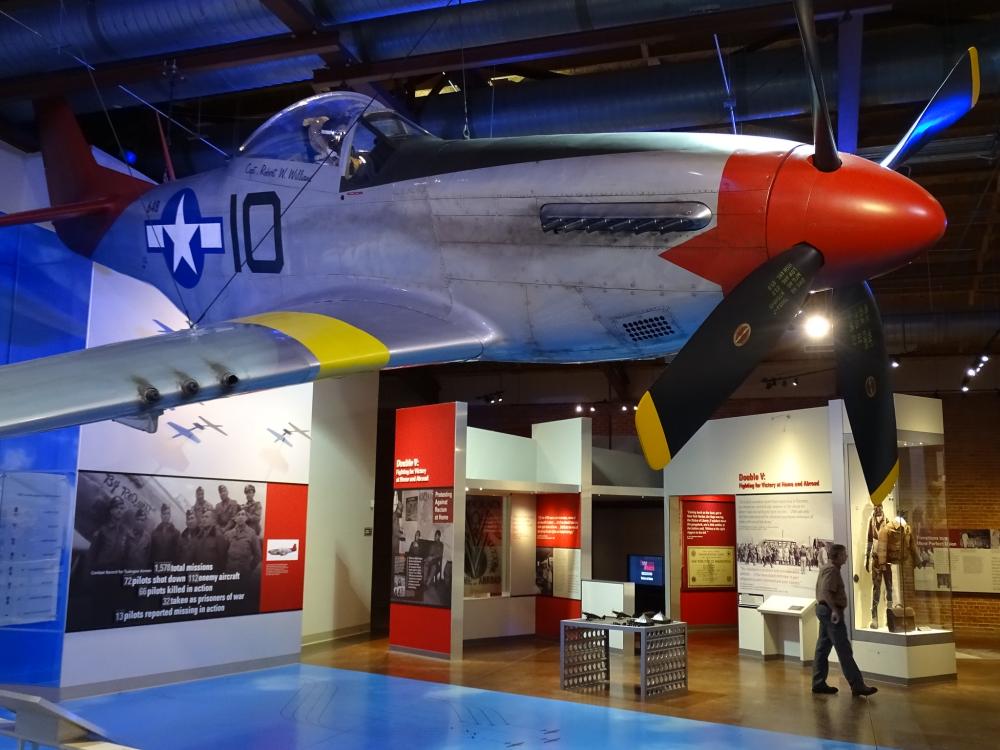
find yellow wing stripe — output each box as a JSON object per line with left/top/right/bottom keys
{"left": 969, "top": 47, "right": 980, "bottom": 108}
{"left": 635, "top": 391, "right": 672, "bottom": 470}
{"left": 870, "top": 459, "right": 900, "bottom": 507}
{"left": 238, "top": 312, "right": 390, "bottom": 378}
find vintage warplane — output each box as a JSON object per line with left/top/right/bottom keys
{"left": 267, "top": 542, "right": 298, "bottom": 557}
{"left": 0, "top": 1, "right": 979, "bottom": 505}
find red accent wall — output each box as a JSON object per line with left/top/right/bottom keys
{"left": 259, "top": 482, "right": 309, "bottom": 613}
{"left": 535, "top": 597, "right": 582, "bottom": 639}
{"left": 680, "top": 495, "right": 738, "bottom": 626}
{"left": 393, "top": 403, "right": 457, "bottom": 489}
{"left": 535, "top": 493, "right": 582, "bottom": 637}
{"left": 389, "top": 603, "right": 451, "bottom": 654}
{"left": 390, "top": 403, "right": 459, "bottom": 654}
{"left": 536, "top": 493, "right": 582, "bottom": 548}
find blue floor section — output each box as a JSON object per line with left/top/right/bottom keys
{"left": 1, "top": 665, "right": 877, "bottom": 749}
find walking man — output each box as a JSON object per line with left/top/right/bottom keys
{"left": 812, "top": 543, "right": 878, "bottom": 697}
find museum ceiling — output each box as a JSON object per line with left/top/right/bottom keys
{"left": 0, "top": 0, "right": 997, "bottom": 397}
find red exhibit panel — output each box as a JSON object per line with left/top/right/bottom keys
{"left": 394, "top": 403, "right": 457, "bottom": 489}
{"left": 680, "top": 495, "right": 737, "bottom": 626}
{"left": 260, "top": 482, "right": 309, "bottom": 613}
{"left": 536, "top": 597, "right": 582, "bottom": 639}
{"left": 389, "top": 603, "right": 451, "bottom": 654}
{"left": 536, "top": 494, "right": 581, "bottom": 548}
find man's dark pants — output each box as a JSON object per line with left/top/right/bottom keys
{"left": 813, "top": 603, "right": 865, "bottom": 691}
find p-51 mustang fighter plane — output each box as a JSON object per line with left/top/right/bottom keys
{"left": 0, "top": 1, "right": 978, "bottom": 506}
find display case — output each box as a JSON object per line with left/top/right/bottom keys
{"left": 846, "top": 419, "right": 956, "bottom": 683}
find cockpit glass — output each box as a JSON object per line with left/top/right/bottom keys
{"left": 239, "top": 91, "right": 395, "bottom": 164}
{"left": 362, "top": 111, "right": 431, "bottom": 140}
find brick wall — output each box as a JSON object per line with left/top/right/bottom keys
{"left": 940, "top": 394, "right": 1000, "bottom": 639}
{"left": 470, "top": 393, "right": 1000, "bottom": 639}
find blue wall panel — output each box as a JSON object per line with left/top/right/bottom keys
{"left": 0, "top": 220, "right": 91, "bottom": 686}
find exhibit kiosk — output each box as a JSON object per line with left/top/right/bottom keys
{"left": 387, "top": 403, "right": 664, "bottom": 660}
{"left": 663, "top": 394, "right": 956, "bottom": 684}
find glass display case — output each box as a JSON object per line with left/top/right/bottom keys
{"left": 849, "top": 432, "right": 952, "bottom": 638}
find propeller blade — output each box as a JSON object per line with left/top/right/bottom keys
{"left": 880, "top": 47, "right": 980, "bottom": 171}
{"left": 792, "top": 0, "right": 841, "bottom": 172}
{"left": 833, "top": 282, "right": 898, "bottom": 505}
{"left": 636, "top": 244, "right": 824, "bottom": 470}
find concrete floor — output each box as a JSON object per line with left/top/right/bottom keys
{"left": 302, "top": 628, "right": 1000, "bottom": 750}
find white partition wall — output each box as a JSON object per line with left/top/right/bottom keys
{"left": 302, "top": 373, "right": 379, "bottom": 644}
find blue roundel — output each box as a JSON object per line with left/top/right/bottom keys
{"left": 144, "top": 189, "right": 225, "bottom": 288}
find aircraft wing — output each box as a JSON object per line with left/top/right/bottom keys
{"left": 0, "top": 306, "right": 486, "bottom": 438}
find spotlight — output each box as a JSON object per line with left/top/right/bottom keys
{"left": 961, "top": 385, "right": 970, "bottom": 393}
{"left": 982, "top": 355, "right": 990, "bottom": 363}
{"left": 803, "top": 314, "right": 831, "bottom": 339}
{"left": 792, "top": 377, "right": 799, "bottom": 387}
{"left": 967, "top": 368, "right": 977, "bottom": 378}
{"left": 633, "top": 405, "right": 638, "bottom": 411}
{"left": 497, "top": 396, "right": 503, "bottom": 403}
{"left": 621, "top": 405, "right": 627, "bottom": 412}
{"left": 575, "top": 405, "right": 583, "bottom": 413}
{"left": 589, "top": 406, "right": 596, "bottom": 413}
{"left": 890, "top": 357, "right": 900, "bottom": 369}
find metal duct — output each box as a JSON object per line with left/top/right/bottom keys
{"left": 883, "top": 311, "right": 1000, "bottom": 356}
{"left": 418, "top": 22, "right": 1000, "bottom": 138}
{"left": 313, "top": 1, "right": 487, "bottom": 26}
{"left": 337, "top": 0, "right": 773, "bottom": 63}
{"left": 0, "top": 0, "right": 287, "bottom": 77}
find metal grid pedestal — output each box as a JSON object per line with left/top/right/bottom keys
{"left": 560, "top": 619, "right": 687, "bottom": 700}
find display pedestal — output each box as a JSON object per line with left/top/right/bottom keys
{"left": 740, "top": 596, "right": 817, "bottom": 664}
{"left": 835, "top": 630, "right": 957, "bottom": 685}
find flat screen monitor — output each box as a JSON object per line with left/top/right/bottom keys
{"left": 628, "top": 554, "right": 664, "bottom": 587}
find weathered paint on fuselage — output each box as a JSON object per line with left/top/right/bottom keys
{"left": 93, "top": 130, "right": 801, "bottom": 365}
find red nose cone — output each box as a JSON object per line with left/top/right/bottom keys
{"left": 767, "top": 148, "right": 946, "bottom": 287}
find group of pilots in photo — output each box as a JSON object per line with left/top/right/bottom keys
{"left": 88, "top": 483, "right": 263, "bottom": 576}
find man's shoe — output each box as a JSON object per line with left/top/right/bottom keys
{"left": 852, "top": 686, "right": 878, "bottom": 697}
{"left": 812, "top": 684, "right": 839, "bottom": 694}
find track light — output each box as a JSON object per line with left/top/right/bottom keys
{"left": 967, "top": 368, "right": 977, "bottom": 378}
{"left": 589, "top": 406, "right": 596, "bottom": 413}
{"left": 633, "top": 405, "right": 638, "bottom": 411}
{"left": 804, "top": 314, "right": 831, "bottom": 339}
{"left": 575, "top": 405, "right": 583, "bottom": 413}
{"left": 890, "top": 357, "right": 900, "bottom": 369}
{"left": 961, "top": 384, "right": 970, "bottom": 393}
{"left": 792, "top": 377, "right": 799, "bottom": 387}
{"left": 982, "top": 355, "right": 990, "bottom": 363}
{"left": 621, "top": 405, "right": 627, "bottom": 412}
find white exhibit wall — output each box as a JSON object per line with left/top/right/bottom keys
{"left": 466, "top": 428, "right": 537, "bottom": 483}
{"left": 64, "top": 266, "right": 314, "bottom": 689}
{"left": 532, "top": 418, "right": 587, "bottom": 487}
{"left": 61, "top": 612, "right": 302, "bottom": 690}
{"left": 663, "top": 406, "right": 832, "bottom": 496}
{"left": 301, "top": 372, "right": 379, "bottom": 643}
{"left": 509, "top": 493, "right": 537, "bottom": 596}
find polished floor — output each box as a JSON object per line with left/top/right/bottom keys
{"left": 303, "top": 629, "right": 1000, "bottom": 750}
{"left": 2, "top": 663, "right": 881, "bottom": 750}
{"left": 1, "top": 629, "right": 996, "bottom": 749}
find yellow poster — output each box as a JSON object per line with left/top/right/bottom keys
{"left": 687, "top": 546, "right": 735, "bottom": 588}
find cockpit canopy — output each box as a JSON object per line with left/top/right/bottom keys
{"left": 239, "top": 90, "right": 432, "bottom": 165}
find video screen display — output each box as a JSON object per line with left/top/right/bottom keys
{"left": 628, "top": 554, "right": 664, "bottom": 587}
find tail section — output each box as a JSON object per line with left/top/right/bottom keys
{"left": 0, "top": 99, "right": 152, "bottom": 256}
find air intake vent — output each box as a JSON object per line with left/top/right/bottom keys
{"left": 618, "top": 311, "right": 679, "bottom": 342}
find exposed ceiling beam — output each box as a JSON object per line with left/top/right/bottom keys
{"left": 259, "top": 0, "right": 317, "bottom": 35}
{"left": 0, "top": 31, "right": 341, "bottom": 101}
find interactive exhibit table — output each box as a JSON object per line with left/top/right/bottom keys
{"left": 560, "top": 618, "right": 687, "bottom": 699}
